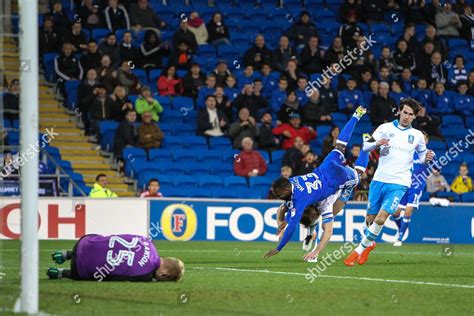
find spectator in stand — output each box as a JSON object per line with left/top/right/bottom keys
{"left": 274, "top": 35, "right": 298, "bottom": 73}
{"left": 214, "top": 85, "right": 232, "bottom": 121}
{"left": 460, "top": 4, "right": 474, "bottom": 41}
{"left": 157, "top": 66, "right": 183, "bottom": 96}
{"left": 187, "top": 12, "right": 208, "bottom": 45}
{"left": 213, "top": 60, "right": 231, "bottom": 86}
{"left": 81, "top": 41, "right": 103, "bottom": 71}
{"left": 324, "top": 37, "right": 345, "bottom": 68}
{"left": 451, "top": 163, "right": 473, "bottom": 194}
{"left": 229, "top": 107, "right": 259, "bottom": 149}
{"left": 436, "top": 2, "right": 462, "bottom": 37}
{"left": 110, "top": 85, "right": 133, "bottom": 121}
{"left": 295, "top": 77, "right": 309, "bottom": 105}
{"left": 285, "top": 10, "right": 319, "bottom": 50}
{"left": 225, "top": 75, "right": 240, "bottom": 102}
{"left": 468, "top": 70, "right": 474, "bottom": 95}
{"left": 398, "top": 23, "right": 419, "bottom": 55}
{"left": 339, "top": 11, "right": 362, "bottom": 50}
{"left": 430, "top": 82, "right": 453, "bottom": 114}
{"left": 95, "top": 55, "right": 115, "bottom": 93}
{"left": 183, "top": 63, "right": 206, "bottom": 100}
{"left": 364, "top": 79, "right": 379, "bottom": 105}
{"left": 99, "top": 33, "right": 120, "bottom": 68}
{"left": 272, "top": 113, "right": 316, "bottom": 150}
{"left": 357, "top": 68, "right": 373, "bottom": 92}
{"left": 453, "top": 0, "right": 469, "bottom": 14}
{"left": 3, "top": 80, "right": 20, "bottom": 125}
{"left": 338, "top": 77, "right": 365, "bottom": 113}
{"left": 299, "top": 36, "right": 324, "bottom": 76}
{"left": 303, "top": 88, "right": 333, "bottom": 127}
{"left": 206, "top": 12, "right": 231, "bottom": 47}
{"left": 243, "top": 34, "right": 275, "bottom": 71}
{"left": 113, "top": 109, "right": 138, "bottom": 161}
{"left": 401, "top": 68, "right": 416, "bottom": 94}
{"left": 258, "top": 112, "right": 279, "bottom": 150}
{"left": 278, "top": 90, "right": 300, "bottom": 124}
{"left": 129, "top": 0, "right": 165, "bottom": 35}
{"left": 139, "top": 30, "right": 170, "bottom": 70}
{"left": 55, "top": 42, "right": 83, "bottom": 95}
{"left": 405, "top": 0, "right": 428, "bottom": 24}
{"left": 369, "top": 81, "right": 397, "bottom": 126}
{"left": 64, "top": 21, "right": 88, "bottom": 53}
{"left": 413, "top": 105, "right": 443, "bottom": 139}
{"left": 116, "top": 60, "right": 141, "bottom": 94}
{"left": 89, "top": 84, "right": 113, "bottom": 142}
{"left": 361, "top": 0, "right": 391, "bottom": 22}
{"left": 345, "top": 144, "right": 361, "bottom": 168}
{"left": 168, "top": 41, "right": 193, "bottom": 70}
{"left": 104, "top": 0, "right": 130, "bottom": 32}
{"left": 281, "top": 166, "right": 292, "bottom": 179}
{"left": 39, "top": 14, "right": 60, "bottom": 56}
{"left": 448, "top": 55, "right": 468, "bottom": 87}
{"left": 233, "top": 83, "right": 268, "bottom": 120}
{"left": 297, "top": 151, "right": 319, "bottom": 175}
{"left": 173, "top": 21, "right": 198, "bottom": 53}
{"left": 376, "top": 46, "right": 395, "bottom": 73}
{"left": 138, "top": 111, "right": 164, "bottom": 151}
{"left": 50, "top": 0, "right": 71, "bottom": 38}
{"left": 233, "top": 137, "right": 267, "bottom": 177}
{"left": 236, "top": 65, "right": 257, "bottom": 89}
{"left": 389, "top": 79, "right": 410, "bottom": 106}
{"left": 281, "top": 136, "right": 305, "bottom": 170}
{"left": 339, "top": 0, "right": 362, "bottom": 23}
{"left": 393, "top": 39, "right": 416, "bottom": 74}
{"left": 322, "top": 125, "right": 339, "bottom": 157}
{"left": 415, "top": 41, "right": 435, "bottom": 78}
{"left": 420, "top": 25, "right": 449, "bottom": 61}
{"left": 319, "top": 78, "right": 338, "bottom": 111}
{"left": 77, "top": 69, "right": 100, "bottom": 135}
{"left": 428, "top": 51, "right": 448, "bottom": 86}
{"left": 140, "top": 178, "right": 163, "bottom": 198}
{"left": 119, "top": 31, "right": 139, "bottom": 65}
{"left": 197, "top": 95, "right": 229, "bottom": 136}
{"left": 89, "top": 174, "right": 118, "bottom": 198}
{"left": 453, "top": 81, "right": 474, "bottom": 115}
{"left": 77, "top": 0, "right": 103, "bottom": 30}
{"left": 260, "top": 64, "right": 276, "bottom": 98}
{"left": 271, "top": 77, "right": 289, "bottom": 114}
{"left": 135, "top": 86, "right": 163, "bottom": 122}
{"left": 282, "top": 59, "right": 304, "bottom": 91}
{"left": 197, "top": 74, "right": 216, "bottom": 108}
{"left": 412, "top": 78, "right": 432, "bottom": 108}
{"left": 426, "top": 169, "right": 451, "bottom": 195}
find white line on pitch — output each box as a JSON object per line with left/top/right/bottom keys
{"left": 191, "top": 267, "right": 474, "bottom": 289}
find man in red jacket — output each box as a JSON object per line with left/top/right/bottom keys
{"left": 233, "top": 137, "right": 268, "bottom": 177}
{"left": 272, "top": 113, "right": 316, "bottom": 150}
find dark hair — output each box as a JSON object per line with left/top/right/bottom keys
{"left": 215, "top": 84, "right": 225, "bottom": 90}
{"left": 126, "top": 109, "right": 136, "bottom": 115}
{"left": 305, "top": 150, "right": 316, "bottom": 157}
{"left": 96, "top": 173, "right": 106, "bottom": 181}
{"left": 253, "top": 78, "right": 262, "bottom": 84}
{"left": 148, "top": 178, "right": 159, "bottom": 185}
{"left": 399, "top": 99, "right": 421, "bottom": 115}
{"left": 300, "top": 206, "right": 318, "bottom": 227}
{"left": 205, "top": 95, "right": 217, "bottom": 102}
{"left": 270, "top": 177, "right": 292, "bottom": 200}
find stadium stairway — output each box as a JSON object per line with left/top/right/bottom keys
{"left": 1, "top": 33, "right": 135, "bottom": 196}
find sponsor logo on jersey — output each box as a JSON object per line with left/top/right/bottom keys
{"left": 408, "top": 134, "right": 414, "bottom": 144}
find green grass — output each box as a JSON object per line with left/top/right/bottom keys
{"left": 1, "top": 241, "right": 474, "bottom": 315}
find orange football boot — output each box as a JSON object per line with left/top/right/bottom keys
{"left": 358, "top": 242, "right": 376, "bottom": 265}
{"left": 344, "top": 251, "right": 359, "bottom": 267}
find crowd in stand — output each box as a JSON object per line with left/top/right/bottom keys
{"left": 35, "top": 0, "right": 474, "bottom": 198}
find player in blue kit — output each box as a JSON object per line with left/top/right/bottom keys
{"left": 392, "top": 132, "right": 432, "bottom": 247}
{"left": 47, "top": 234, "right": 184, "bottom": 282}
{"left": 264, "top": 106, "right": 369, "bottom": 258}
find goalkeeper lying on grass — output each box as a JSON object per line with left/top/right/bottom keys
{"left": 47, "top": 234, "right": 184, "bottom": 282}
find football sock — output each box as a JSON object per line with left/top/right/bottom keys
{"left": 355, "top": 149, "right": 369, "bottom": 172}
{"left": 337, "top": 116, "right": 358, "bottom": 146}
{"left": 355, "top": 223, "right": 383, "bottom": 255}
{"left": 398, "top": 216, "right": 411, "bottom": 241}
{"left": 393, "top": 214, "right": 403, "bottom": 230}
{"left": 61, "top": 269, "right": 72, "bottom": 279}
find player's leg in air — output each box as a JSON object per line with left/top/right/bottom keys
{"left": 47, "top": 234, "right": 184, "bottom": 282}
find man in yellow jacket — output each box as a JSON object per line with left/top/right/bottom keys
{"left": 450, "top": 163, "right": 473, "bottom": 194}
{"left": 89, "top": 173, "right": 118, "bottom": 198}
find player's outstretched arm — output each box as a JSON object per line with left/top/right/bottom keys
{"left": 303, "top": 221, "right": 333, "bottom": 261}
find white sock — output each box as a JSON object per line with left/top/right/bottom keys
{"left": 355, "top": 223, "right": 383, "bottom": 255}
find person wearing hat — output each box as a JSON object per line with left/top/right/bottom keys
{"left": 272, "top": 113, "right": 316, "bottom": 150}
{"left": 285, "top": 10, "right": 319, "bottom": 50}
{"left": 213, "top": 59, "right": 231, "bottom": 86}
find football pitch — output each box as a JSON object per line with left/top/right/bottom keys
{"left": 1, "top": 241, "right": 474, "bottom": 315}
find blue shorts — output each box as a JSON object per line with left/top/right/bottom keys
{"left": 319, "top": 150, "right": 357, "bottom": 189}
{"left": 399, "top": 187, "right": 423, "bottom": 209}
{"left": 367, "top": 181, "right": 408, "bottom": 215}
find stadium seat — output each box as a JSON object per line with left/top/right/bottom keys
{"left": 271, "top": 150, "right": 285, "bottom": 164}
{"left": 460, "top": 192, "right": 474, "bottom": 202}
{"left": 149, "top": 69, "right": 163, "bottom": 82}
{"left": 197, "top": 44, "right": 216, "bottom": 59}
{"left": 197, "top": 150, "right": 222, "bottom": 162}
{"left": 436, "top": 191, "right": 461, "bottom": 202}
{"left": 442, "top": 115, "right": 464, "bottom": 127}
{"left": 43, "top": 53, "right": 58, "bottom": 82}
{"left": 429, "top": 140, "right": 447, "bottom": 151}
{"left": 221, "top": 148, "right": 240, "bottom": 162}
{"left": 131, "top": 68, "right": 148, "bottom": 84}
{"left": 198, "top": 175, "right": 224, "bottom": 189}
{"left": 149, "top": 148, "right": 172, "bottom": 161}
{"left": 257, "top": 150, "right": 270, "bottom": 164}
{"left": 64, "top": 80, "right": 81, "bottom": 110}
{"left": 188, "top": 188, "right": 212, "bottom": 198}
{"left": 182, "top": 135, "right": 208, "bottom": 150}
{"left": 161, "top": 162, "right": 187, "bottom": 175}
{"left": 212, "top": 188, "right": 239, "bottom": 199}
{"left": 175, "top": 175, "right": 199, "bottom": 188}
{"left": 172, "top": 123, "right": 195, "bottom": 135}
{"left": 123, "top": 147, "right": 147, "bottom": 161}
{"left": 172, "top": 96, "right": 194, "bottom": 108}
{"left": 223, "top": 176, "right": 248, "bottom": 189}
{"left": 248, "top": 177, "right": 272, "bottom": 190}
{"left": 91, "top": 28, "right": 110, "bottom": 42}
{"left": 173, "top": 149, "right": 198, "bottom": 162}
{"left": 218, "top": 45, "right": 240, "bottom": 60}
{"left": 162, "top": 135, "right": 184, "bottom": 149}
{"left": 209, "top": 137, "right": 232, "bottom": 150}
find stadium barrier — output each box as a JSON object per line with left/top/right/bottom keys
{"left": 1, "top": 198, "right": 473, "bottom": 244}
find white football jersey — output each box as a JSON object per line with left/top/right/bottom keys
{"left": 370, "top": 120, "right": 426, "bottom": 187}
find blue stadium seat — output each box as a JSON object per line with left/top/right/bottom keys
{"left": 156, "top": 95, "right": 171, "bottom": 108}
{"left": 428, "top": 140, "right": 447, "bottom": 151}
{"left": 197, "top": 150, "right": 222, "bottom": 162}
{"left": 149, "top": 69, "right": 163, "bottom": 82}
{"left": 209, "top": 137, "right": 232, "bottom": 150}
{"left": 460, "top": 192, "right": 474, "bottom": 202}
{"left": 155, "top": 175, "right": 175, "bottom": 187}
{"left": 258, "top": 150, "right": 270, "bottom": 164}
{"left": 7, "top": 131, "right": 19, "bottom": 145}
{"left": 212, "top": 188, "right": 239, "bottom": 199}
{"left": 163, "top": 109, "right": 184, "bottom": 123}
{"left": 132, "top": 68, "right": 148, "bottom": 84}
{"left": 123, "top": 147, "right": 147, "bottom": 161}
{"left": 65, "top": 80, "right": 81, "bottom": 109}
{"left": 173, "top": 149, "right": 198, "bottom": 162}
{"left": 100, "top": 120, "right": 119, "bottom": 135}
{"left": 162, "top": 135, "right": 184, "bottom": 149}
{"left": 223, "top": 176, "right": 248, "bottom": 189}
{"left": 198, "top": 175, "right": 224, "bottom": 189}
{"left": 236, "top": 187, "right": 261, "bottom": 199}
{"left": 174, "top": 175, "right": 198, "bottom": 188}
{"left": 436, "top": 191, "right": 461, "bottom": 202}
{"left": 91, "top": 28, "right": 110, "bottom": 42}
{"left": 271, "top": 150, "right": 285, "bottom": 164}
{"left": 184, "top": 161, "right": 213, "bottom": 175}
{"left": 182, "top": 135, "right": 208, "bottom": 150}
{"left": 100, "top": 129, "right": 116, "bottom": 152}
{"left": 188, "top": 188, "right": 212, "bottom": 198}
{"left": 138, "top": 170, "right": 161, "bottom": 190}
{"left": 160, "top": 162, "right": 187, "bottom": 175}
{"left": 447, "top": 38, "right": 469, "bottom": 50}
{"left": 172, "top": 96, "right": 194, "bottom": 108}
{"left": 149, "top": 148, "right": 172, "bottom": 161}
{"left": 316, "top": 125, "right": 332, "bottom": 138}
{"left": 466, "top": 115, "right": 474, "bottom": 127}
{"left": 221, "top": 149, "right": 240, "bottom": 162}
{"left": 126, "top": 157, "right": 148, "bottom": 178}
{"left": 172, "top": 123, "right": 195, "bottom": 135}
{"left": 249, "top": 177, "right": 272, "bottom": 190}
{"left": 442, "top": 115, "right": 464, "bottom": 127}
{"left": 197, "top": 44, "right": 216, "bottom": 59}
{"left": 43, "top": 53, "right": 59, "bottom": 82}
{"left": 218, "top": 45, "right": 241, "bottom": 59}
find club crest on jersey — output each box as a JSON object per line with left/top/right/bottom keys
{"left": 408, "top": 134, "right": 414, "bottom": 144}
